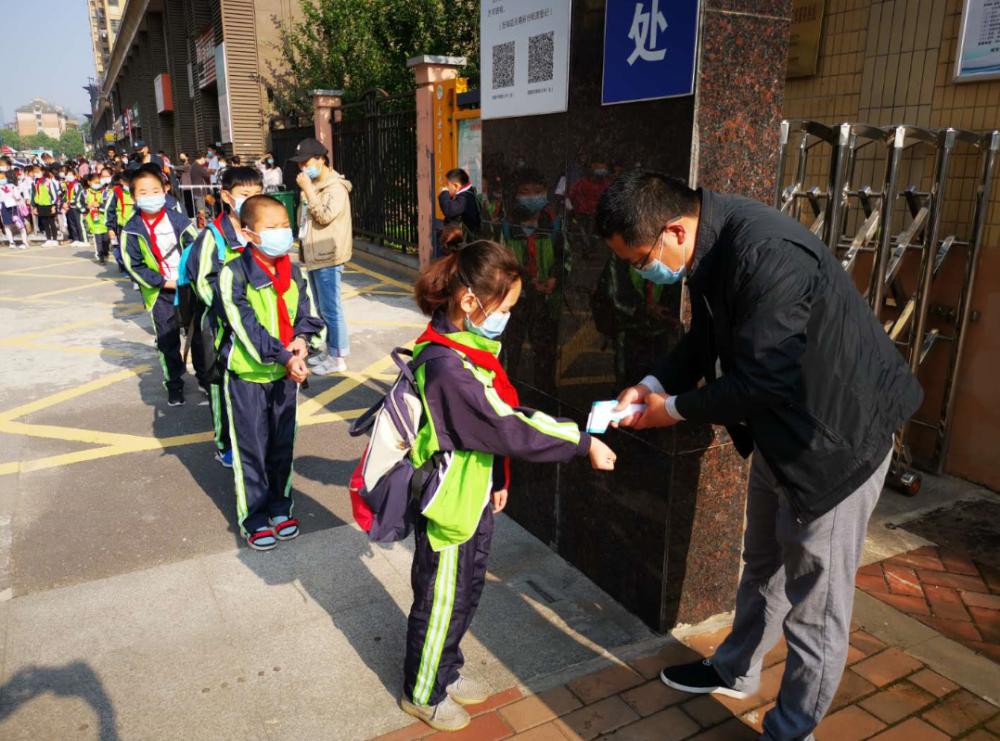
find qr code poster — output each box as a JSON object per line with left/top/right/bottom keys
{"left": 481, "top": 0, "right": 573, "bottom": 120}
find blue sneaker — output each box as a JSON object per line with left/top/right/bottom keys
{"left": 215, "top": 449, "right": 233, "bottom": 468}
{"left": 269, "top": 515, "right": 300, "bottom": 540}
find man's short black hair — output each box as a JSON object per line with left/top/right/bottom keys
{"left": 596, "top": 171, "right": 700, "bottom": 247}
{"left": 445, "top": 168, "right": 470, "bottom": 186}
{"left": 240, "top": 194, "right": 286, "bottom": 230}
{"left": 128, "top": 162, "right": 166, "bottom": 189}
{"left": 221, "top": 165, "right": 263, "bottom": 192}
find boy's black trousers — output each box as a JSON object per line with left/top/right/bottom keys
{"left": 403, "top": 507, "right": 494, "bottom": 707}
{"left": 224, "top": 372, "right": 296, "bottom": 534}
{"left": 151, "top": 289, "right": 185, "bottom": 392}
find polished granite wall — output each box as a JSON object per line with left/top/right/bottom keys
{"left": 482, "top": 0, "right": 792, "bottom": 631}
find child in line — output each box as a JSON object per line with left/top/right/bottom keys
{"left": 106, "top": 171, "right": 135, "bottom": 273}
{"left": 62, "top": 168, "right": 86, "bottom": 246}
{"left": 0, "top": 168, "right": 29, "bottom": 249}
{"left": 82, "top": 171, "right": 113, "bottom": 262}
{"left": 400, "top": 240, "right": 616, "bottom": 732}
{"left": 183, "top": 166, "right": 264, "bottom": 467}
{"left": 123, "top": 163, "right": 199, "bottom": 406}
{"left": 218, "top": 195, "right": 324, "bottom": 550}
{"left": 31, "top": 167, "right": 61, "bottom": 246}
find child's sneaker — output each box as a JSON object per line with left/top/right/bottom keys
{"left": 400, "top": 695, "right": 470, "bottom": 732}
{"left": 446, "top": 676, "right": 490, "bottom": 705}
{"left": 269, "top": 515, "right": 300, "bottom": 540}
{"left": 311, "top": 355, "right": 347, "bottom": 376}
{"left": 167, "top": 388, "right": 185, "bottom": 406}
{"left": 214, "top": 449, "right": 234, "bottom": 468}
{"left": 246, "top": 527, "right": 277, "bottom": 551}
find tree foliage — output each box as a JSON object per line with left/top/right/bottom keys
{"left": 59, "top": 128, "right": 85, "bottom": 158}
{"left": 266, "top": 0, "right": 479, "bottom": 115}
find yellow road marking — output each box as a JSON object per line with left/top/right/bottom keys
{"left": 0, "top": 271, "right": 130, "bottom": 282}
{"left": 0, "top": 366, "right": 149, "bottom": 422}
{"left": 2, "top": 258, "right": 83, "bottom": 274}
{"left": 346, "top": 260, "right": 415, "bottom": 291}
{"left": 19, "top": 280, "right": 129, "bottom": 300}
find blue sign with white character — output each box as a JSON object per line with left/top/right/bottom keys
{"left": 602, "top": 0, "right": 700, "bottom": 105}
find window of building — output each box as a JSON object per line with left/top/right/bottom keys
{"left": 110, "top": 19, "right": 120, "bottom": 34}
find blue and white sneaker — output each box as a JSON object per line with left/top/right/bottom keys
{"left": 214, "top": 449, "right": 234, "bottom": 468}
{"left": 269, "top": 515, "right": 300, "bottom": 540}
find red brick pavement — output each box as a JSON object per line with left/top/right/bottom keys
{"left": 856, "top": 546, "right": 1000, "bottom": 663}
{"left": 372, "top": 625, "right": 1000, "bottom": 740}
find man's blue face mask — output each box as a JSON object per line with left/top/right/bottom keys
{"left": 636, "top": 231, "right": 687, "bottom": 285}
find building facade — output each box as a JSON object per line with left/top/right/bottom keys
{"left": 91, "top": 0, "right": 302, "bottom": 160}
{"left": 16, "top": 98, "right": 71, "bottom": 139}
{"left": 88, "top": 0, "right": 125, "bottom": 81}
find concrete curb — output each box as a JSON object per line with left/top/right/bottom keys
{"left": 852, "top": 588, "right": 1000, "bottom": 706}
{"left": 353, "top": 239, "right": 419, "bottom": 272}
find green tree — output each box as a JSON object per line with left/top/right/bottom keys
{"left": 22, "top": 132, "right": 60, "bottom": 152}
{"left": 59, "top": 128, "right": 85, "bottom": 158}
{"left": 266, "top": 0, "right": 479, "bottom": 114}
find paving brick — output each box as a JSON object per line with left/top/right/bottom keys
{"left": 917, "top": 569, "right": 988, "bottom": 593}
{"left": 872, "top": 591, "right": 932, "bottom": 616}
{"left": 711, "top": 689, "right": 770, "bottom": 717}
{"left": 868, "top": 717, "right": 950, "bottom": 741}
{"left": 630, "top": 642, "right": 702, "bottom": 681}
{"left": 686, "top": 717, "right": 759, "bottom": 740}
{"left": 970, "top": 605, "right": 1000, "bottom": 642}
{"left": 846, "top": 643, "right": 866, "bottom": 665}
{"left": 962, "top": 729, "right": 1000, "bottom": 741}
{"left": 857, "top": 572, "right": 890, "bottom": 593}
{"left": 499, "top": 687, "right": 581, "bottom": 732}
{"left": 852, "top": 648, "right": 923, "bottom": 687}
{"left": 859, "top": 681, "right": 936, "bottom": 724}
{"left": 682, "top": 626, "right": 732, "bottom": 658}
{"left": 980, "top": 563, "right": 1000, "bottom": 592}
{"left": 907, "top": 669, "right": 959, "bottom": 698}
{"left": 567, "top": 665, "right": 644, "bottom": 705}
{"left": 887, "top": 548, "right": 944, "bottom": 572}
{"left": 467, "top": 687, "right": 524, "bottom": 716}
{"left": 602, "top": 706, "right": 700, "bottom": 740}
{"left": 858, "top": 563, "right": 885, "bottom": 577}
{"left": 618, "top": 680, "right": 688, "bottom": 717}
{"left": 884, "top": 563, "right": 924, "bottom": 597}
{"left": 919, "top": 615, "right": 983, "bottom": 643}
{"left": 558, "top": 696, "right": 639, "bottom": 740}
{"left": 372, "top": 721, "right": 435, "bottom": 741}
{"left": 927, "top": 598, "right": 972, "bottom": 622}
{"left": 829, "top": 669, "right": 878, "bottom": 710}
{"left": 939, "top": 550, "right": 981, "bottom": 576}
{"left": 921, "top": 689, "right": 999, "bottom": 736}
{"left": 968, "top": 641, "right": 1000, "bottom": 662}
{"left": 987, "top": 713, "right": 1000, "bottom": 734}
{"left": 814, "top": 705, "right": 887, "bottom": 740}
{"left": 739, "top": 701, "right": 774, "bottom": 733}
{"left": 924, "top": 584, "right": 962, "bottom": 605}
{"left": 962, "top": 591, "right": 1000, "bottom": 611}
{"left": 681, "top": 695, "right": 733, "bottom": 727}
{"left": 850, "top": 630, "right": 888, "bottom": 656}
{"left": 426, "top": 711, "right": 513, "bottom": 741}
{"left": 510, "top": 721, "right": 573, "bottom": 740}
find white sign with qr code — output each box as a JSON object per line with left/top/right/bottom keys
{"left": 480, "top": 0, "right": 572, "bottom": 120}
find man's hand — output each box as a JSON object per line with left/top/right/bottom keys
{"left": 612, "top": 384, "right": 652, "bottom": 428}
{"left": 491, "top": 489, "right": 508, "bottom": 513}
{"left": 287, "top": 337, "right": 308, "bottom": 359}
{"left": 286, "top": 355, "right": 309, "bottom": 383}
{"left": 588, "top": 437, "right": 617, "bottom": 471}
{"left": 633, "top": 393, "right": 680, "bottom": 430}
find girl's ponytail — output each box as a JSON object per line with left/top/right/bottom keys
{"left": 413, "top": 240, "right": 523, "bottom": 317}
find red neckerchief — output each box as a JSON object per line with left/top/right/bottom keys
{"left": 417, "top": 323, "right": 520, "bottom": 490}
{"left": 214, "top": 213, "right": 243, "bottom": 252}
{"left": 251, "top": 251, "right": 294, "bottom": 346}
{"left": 525, "top": 234, "right": 539, "bottom": 279}
{"left": 140, "top": 210, "right": 168, "bottom": 274}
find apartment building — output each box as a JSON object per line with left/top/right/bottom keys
{"left": 88, "top": 0, "right": 125, "bottom": 81}
{"left": 91, "top": 0, "right": 302, "bottom": 159}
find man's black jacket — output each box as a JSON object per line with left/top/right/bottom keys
{"left": 438, "top": 186, "right": 481, "bottom": 233}
{"left": 658, "top": 190, "right": 923, "bottom": 522}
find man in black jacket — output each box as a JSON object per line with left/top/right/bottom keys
{"left": 597, "top": 172, "right": 922, "bottom": 740}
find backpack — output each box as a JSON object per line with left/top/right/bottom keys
{"left": 348, "top": 347, "right": 440, "bottom": 543}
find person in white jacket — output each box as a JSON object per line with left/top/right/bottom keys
{"left": 0, "top": 166, "right": 29, "bottom": 248}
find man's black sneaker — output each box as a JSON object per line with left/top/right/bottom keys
{"left": 659, "top": 658, "right": 749, "bottom": 699}
{"left": 167, "top": 388, "right": 185, "bottom": 407}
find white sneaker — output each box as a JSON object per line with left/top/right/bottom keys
{"left": 306, "top": 352, "right": 328, "bottom": 368}
{"left": 17, "top": 243, "right": 27, "bottom": 250}
{"left": 6, "top": 243, "right": 14, "bottom": 249}
{"left": 43, "top": 240, "right": 57, "bottom": 247}
{"left": 310, "top": 356, "right": 346, "bottom": 376}
{"left": 400, "top": 695, "right": 470, "bottom": 732}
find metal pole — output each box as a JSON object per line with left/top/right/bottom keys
{"left": 775, "top": 120, "right": 790, "bottom": 209}
{"left": 869, "top": 126, "right": 905, "bottom": 317}
{"left": 934, "top": 130, "right": 1000, "bottom": 472}
{"left": 793, "top": 133, "right": 809, "bottom": 222}
{"left": 824, "top": 123, "right": 851, "bottom": 251}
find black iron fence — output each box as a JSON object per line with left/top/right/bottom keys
{"left": 333, "top": 90, "right": 418, "bottom": 253}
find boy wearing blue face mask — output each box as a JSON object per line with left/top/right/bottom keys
{"left": 218, "top": 195, "right": 325, "bottom": 551}
{"left": 123, "top": 163, "right": 200, "bottom": 406}
{"left": 182, "top": 166, "right": 264, "bottom": 466}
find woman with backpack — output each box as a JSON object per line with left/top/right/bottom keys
{"left": 400, "top": 240, "right": 616, "bottom": 732}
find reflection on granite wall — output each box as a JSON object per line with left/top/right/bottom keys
{"left": 482, "top": 0, "right": 791, "bottom": 632}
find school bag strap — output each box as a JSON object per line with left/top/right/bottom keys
{"left": 348, "top": 347, "right": 419, "bottom": 438}
{"left": 206, "top": 220, "right": 227, "bottom": 263}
